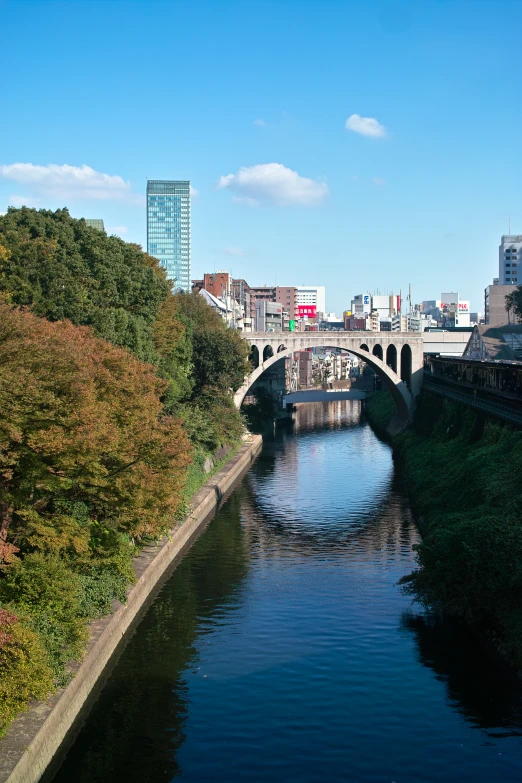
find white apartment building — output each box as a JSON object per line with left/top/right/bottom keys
{"left": 391, "top": 310, "right": 422, "bottom": 332}
{"left": 296, "top": 286, "right": 326, "bottom": 315}
{"left": 499, "top": 235, "right": 522, "bottom": 285}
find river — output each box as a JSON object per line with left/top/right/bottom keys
{"left": 50, "top": 401, "right": 522, "bottom": 782}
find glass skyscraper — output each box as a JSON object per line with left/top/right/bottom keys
{"left": 146, "top": 180, "right": 191, "bottom": 291}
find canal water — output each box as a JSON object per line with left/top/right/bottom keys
{"left": 51, "top": 402, "right": 522, "bottom": 782}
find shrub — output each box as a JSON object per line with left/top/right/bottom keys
{"left": 0, "top": 609, "right": 54, "bottom": 736}
{"left": 0, "top": 554, "right": 86, "bottom": 681}
{"left": 78, "top": 566, "right": 129, "bottom": 620}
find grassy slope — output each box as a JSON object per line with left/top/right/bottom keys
{"left": 366, "top": 390, "right": 522, "bottom": 664}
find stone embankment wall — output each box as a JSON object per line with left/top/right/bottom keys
{"left": 0, "top": 434, "right": 263, "bottom": 783}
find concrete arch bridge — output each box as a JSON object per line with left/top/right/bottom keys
{"left": 235, "top": 332, "right": 424, "bottom": 422}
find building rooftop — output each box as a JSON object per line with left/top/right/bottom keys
{"left": 474, "top": 324, "right": 522, "bottom": 361}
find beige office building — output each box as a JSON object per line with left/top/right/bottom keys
{"left": 484, "top": 284, "right": 517, "bottom": 325}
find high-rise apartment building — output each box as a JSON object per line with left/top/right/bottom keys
{"left": 499, "top": 235, "right": 522, "bottom": 285}
{"left": 147, "top": 180, "right": 191, "bottom": 291}
{"left": 249, "top": 286, "right": 276, "bottom": 303}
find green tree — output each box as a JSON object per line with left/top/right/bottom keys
{"left": 505, "top": 287, "right": 522, "bottom": 322}
{"left": 0, "top": 207, "right": 171, "bottom": 363}
{"left": 173, "top": 292, "right": 250, "bottom": 397}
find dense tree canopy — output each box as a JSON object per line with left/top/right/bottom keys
{"left": 0, "top": 207, "right": 170, "bottom": 363}
{"left": 0, "top": 303, "right": 192, "bottom": 550}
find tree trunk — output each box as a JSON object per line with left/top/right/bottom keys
{"left": 0, "top": 503, "right": 11, "bottom": 542}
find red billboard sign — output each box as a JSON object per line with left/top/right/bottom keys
{"left": 296, "top": 304, "right": 317, "bottom": 319}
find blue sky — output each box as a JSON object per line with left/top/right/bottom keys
{"left": 1, "top": 0, "right": 521, "bottom": 314}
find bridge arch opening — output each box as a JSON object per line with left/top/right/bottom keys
{"left": 401, "top": 344, "right": 412, "bottom": 390}
{"left": 237, "top": 342, "right": 412, "bottom": 422}
{"left": 277, "top": 343, "right": 287, "bottom": 353}
{"left": 386, "top": 344, "right": 397, "bottom": 373}
{"left": 250, "top": 345, "right": 259, "bottom": 369}
{"left": 372, "top": 344, "right": 383, "bottom": 361}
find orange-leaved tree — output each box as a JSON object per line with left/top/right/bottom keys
{"left": 0, "top": 303, "right": 192, "bottom": 556}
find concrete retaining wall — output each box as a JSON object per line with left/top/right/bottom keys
{"left": 0, "top": 434, "right": 263, "bottom": 783}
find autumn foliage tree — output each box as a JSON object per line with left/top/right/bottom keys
{"left": 0, "top": 303, "right": 191, "bottom": 553}
{"left": 0, "top": 208, "right": 249, "bottom": 452}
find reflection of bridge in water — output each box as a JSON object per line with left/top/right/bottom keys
{"left": 239, "top": 400, "right": 416, "bottom": 558}
{"left": 236, "top": 331, "right": 424, "bottom": 421}
{"left": 283, "top": 388, "right": 367, "bottom": 406}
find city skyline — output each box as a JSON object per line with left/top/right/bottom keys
{"left": 2, "top": 0, "right": 522, "bottom": 313}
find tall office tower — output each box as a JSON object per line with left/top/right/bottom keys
{"left": 147, "top": 180, "right": 191, "bottom": 291}
{"left": 499, "top": 235, "right": 522, "bottom": 285}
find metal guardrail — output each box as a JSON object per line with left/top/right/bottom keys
{"left": 423, "top": 375, "right": 522, "bottom": 426}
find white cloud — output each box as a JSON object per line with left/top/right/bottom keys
{"left": 190, "top": 185, "right": 199, "bottom": 198}
{"left": 106, "top": 225, "right": 128, "bottom": 235}
{"left": 253, "top": 119, "right": 267, "bottom": 126}
{"left": 231, "top": 195, "right": 259, "bottom": 207}
{"left": 8, "top": 194, "right": 41, "bottom": 207}
{"left": 345, "top": 114, "right": 387, "bottom": 138}
{"left": 0, "top": 163, "right": 138, "bottom": 203}
{"left": 218, "top": 163, "right": 328, "bottom": 206}
{"left": 222, "top": 246, "right": 247, "bottom": 257}
{"left": 371, "top": 177, "right": 386, "bottom": 187}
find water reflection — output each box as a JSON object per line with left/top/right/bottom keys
{"left": 402, "top": 611, "right": 522, "bottom": 736}
{"left": 48, "top": 492, "right": 251, "bottom": 783}
{"left": 50, "top": 401, "right": 522, "bottom": 783}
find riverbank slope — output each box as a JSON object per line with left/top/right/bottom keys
{"left": 366, "top": 390, "right": 522, "bottom": 668}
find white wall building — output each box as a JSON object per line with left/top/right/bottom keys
{"left": 350, "top": 293, "right": 372, "bottom": 315}
{"left": 499, "top": 235, "right": 522, "bottom": 285}
{"left": 296, "top": 286, "right": 326, "bottom": 315}
{"left": 199, "top": 289, "right": 250, "bottom": 331}
{"left": 421, "top": 294, "right": 471, "bottom": 328}
{"left": 351, "top": 293, "right": 400, "bottom": 319}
